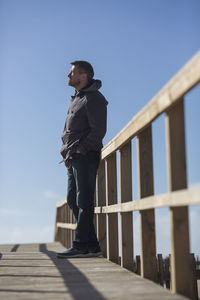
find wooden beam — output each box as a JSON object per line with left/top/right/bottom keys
{"left": 97, "top": 188, "right": 200, "bottom": 213}
{"left": 137, "top": 125, "right": 157, "bottom": 282}
{"left": 57, "top": 222, "right": 77, "bottom": 230}
{"left": 93, "top": 190, "right": 97, "bottom": 235}
{"left": 54, "top": 207, "right": 60, "bottom": 242}
{"left": 69, "top": 209, "right": 73, "bottom": 248}
{"left": 119, "top": 141, "right": 134, "bottom": 270}
{"left": 165, "top": 98, "right": 195, "bottom": 299}
{"left": 56, "top": 198, "right": 67, "bottom": 208}
{"left": 106, "top": 153, "right": 119, "bottom": 263}
{"left": 97, "top": 160, "right": 107, "bottom": 257}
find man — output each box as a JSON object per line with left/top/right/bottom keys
{"left": 57, "top": 61, "right": 108, "bottom": 258}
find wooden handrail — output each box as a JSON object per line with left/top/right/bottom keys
{"left": 55, "top": 51, "right": 200, "bottom": 300}
{"left": 101, "top": 50, "right": 200, "bottom": 159}
{"left": 56, "top": 199, "right": 67, "bottom": 208}
{"left": 94, "top": 188, "right": 200, "bottom": 213}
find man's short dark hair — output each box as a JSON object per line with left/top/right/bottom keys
{"left": 70, "top": 60, "right": 94, "bottom": 82}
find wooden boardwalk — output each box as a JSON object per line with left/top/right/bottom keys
{"left": 0, "top": 242, "right": 189, "bottom": 300}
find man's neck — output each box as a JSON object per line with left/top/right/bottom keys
{"left": 75, "top": 81, "right": 89, "bottom": 92}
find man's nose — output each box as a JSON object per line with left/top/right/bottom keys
{"left": 68, "top": 72, "right": 71, "bottom": 78}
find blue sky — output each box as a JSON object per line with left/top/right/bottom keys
{"left": 0, "top": 0, "right": 200, "bottom": 256}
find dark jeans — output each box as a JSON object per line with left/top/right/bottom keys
{"left": 67, "top": 151, "right": 100, "bottom": 251}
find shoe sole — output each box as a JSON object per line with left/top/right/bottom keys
{"left": 87, "top": 252, "right": 103, "bottom": 258}
{"left": 57, "top": 252, "right": 103, "bottom": 259}
{"left": 57, "top": 253, "right": 92, "bottom": 259}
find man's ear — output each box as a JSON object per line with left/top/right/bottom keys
{"left": 81, "top": 73, "right": 87, "bottom": 82}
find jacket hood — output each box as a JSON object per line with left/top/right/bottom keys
{"left": 81, "top": 79, "right": 102, "bottom": 92}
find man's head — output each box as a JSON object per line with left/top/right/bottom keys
{"left": 68, "top": 60, "right": 94, "bottom": 90}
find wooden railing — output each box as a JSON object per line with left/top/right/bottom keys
{"left": 55, "top": 51, "right": 200, "bottom": 300}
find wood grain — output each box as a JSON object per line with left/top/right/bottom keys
{"left": 137, "top": 125, "right": 157, "bottom": 282}
{"left": 106, "top": 153, "right": 119, "bottom": 263}
{"left": 97, "top": 160, "right": 107, "bottom": 257}
{"left": 166, "top": 98, "right": 195, "bottom": 299}
{"left": 0, "top": 242, "right": 188, "bottom": 300}
{"left": 119, "top": 142, "right": 134, "bottom": 271}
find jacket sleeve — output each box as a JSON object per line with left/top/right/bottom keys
{"left": 77, "top": 95, "right": 107, "bottom": 154}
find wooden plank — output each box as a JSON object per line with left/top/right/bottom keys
{"left": 119, "top": 141, "right": 134, "bottom": 270}
{"left": 137, "top": 125, "right": 157, "bottom": 282}
{"left": 63, "top": 205, "right": 67, "bottom": 248}
{"left": 94, "top": 207, "right": 101, "bottom": 214}
{"left": 0, "top": 242, "right": 188, "bottom": 300}
{"left": 59, "top": 205, "right": 64, "bottom": 246}
{"left": 165, "top": 98, "right": 195, "bottom": 299}
{"left": 101, "top": 51, "right": 200, "bottom": 160}
{"left": 106, "top": 153, "right": 119, "bottom": 263}
{"left": 72, "top": 214, "right": 75, "bottom": 242}
{"left": 93, "top": 190, "right": 97, "bottom": 236}
{"left": 56, "top": 198, "right": 67, "bottom": 208}
{"left": 97, "top": 160, "right": 107, "bottom": 257}
{"left": 69, "top": 209, "right": 73, "bottom": 248}
{"left": 54, "top": 206, "right": 59, "bottom": 242}
{"left": 56, "top": 207, "right": 62, "bottom": 244}
{"left": 57, "top": 222, "right": 77, "bottom": 230}
{"left": 100, "top": 188, "right": 200, "bottom": 213}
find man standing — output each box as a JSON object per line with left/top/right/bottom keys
{"left": 57, "top": 61, "right": 108, "bottom": 258}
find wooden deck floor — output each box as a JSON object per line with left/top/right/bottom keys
{"left": 0, "top": 242, "right": 188, "bottom": 300}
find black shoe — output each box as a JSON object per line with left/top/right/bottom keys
{"left": 56, "top": 247, "right": 90, "bottom": 258}
{"left": 88, "top": 246, "right": 103, "bottom": 257}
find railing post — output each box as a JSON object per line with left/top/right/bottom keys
{"left": 97, "top": 160, "right": 107, "bottom": 257}
{"left": 106, "top": 153, "right": 119, "bottom": 263}
{"left": 60, "top": 204, "right": 65, "bottom": 246}
{"left": 67, "top": 204, "right": 71, "bottom": 248}
{"left": 93, "top": 190, "right": 97, "bottom": 235}
{"left": 119, "top": 141, "right": 134, "bottom": 270}
{"left": 64, "top": 204, "right": 66, "bottom": 247}
{"left": 137, "top": 124, "right": 157, "bottom": 282}
{"left": 72, "top": 214, "right": 75, "bottom": 243}
{"left": 165, "top": 98, "right": 195, "bottom": 299}
{"left": 63, "top": 204, "right": 67, "bottom": 247}
{"left": 54, "top": 206, "right": 60, "bottom": 242}
{"left": 69, "top": 208, "right": 73, "bottom": 247}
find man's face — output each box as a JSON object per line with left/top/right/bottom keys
{"left": 68, "top": 65, "right": 82, "bottom": 87}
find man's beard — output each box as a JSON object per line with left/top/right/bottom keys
{"left": 68, "top": 78, "right": 80, "bottom": 87}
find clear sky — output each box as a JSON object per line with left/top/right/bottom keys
{"left": 0, "top": 0, "right": 200, "bottom": 257}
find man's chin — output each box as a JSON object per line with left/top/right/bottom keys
{"left": 68, "top": 79, "right": 80, "bottom": 87}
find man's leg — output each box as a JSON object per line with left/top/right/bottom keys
{"left": 57, "top": 161, "right": 90, "bottom": 258}
{"left": 71, "top": 153, "right": 93, "bottom": 250}
{"left": 72, "top": 152, "right": 100, "bottom": 251}
{"left": 66, "top": 167, "right": 79, "bottom": 221}
{"left": 57, "top": 152, "right": 101, "bottom": 258}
